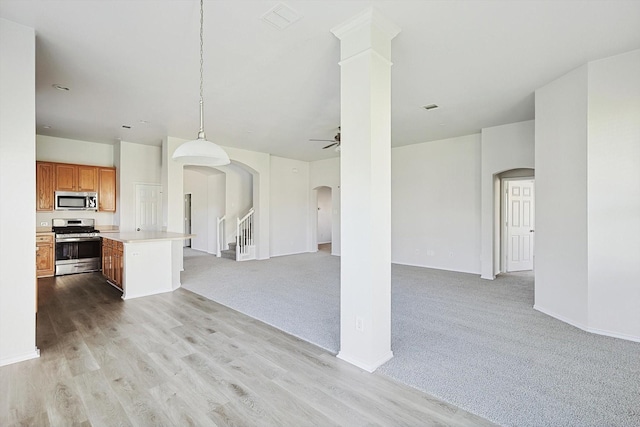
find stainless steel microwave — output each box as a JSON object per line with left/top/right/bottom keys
{"left": 54, "top": 191, "right": 98, "bottom": 211}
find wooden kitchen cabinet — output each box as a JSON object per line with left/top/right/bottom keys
{"left": 36, "top": 161, "right": 115, "bottom": 212}
{"left": 36, "top": 233, "right": 55, "bottom": 278}
{"left": 55, "top": 163, "right": 97, "bottom": 192}
{"left": 102, "top": 238, "right": 123, "bottom": 289}
{"left": 98, "top": 167, "right": 116, "bottom": 212}
{"left": 77, "top": 165, "right": 98, "bottom": 191}
{"left": 36, "top": 162, "right": 55, "bottom": 211}
{"left": 55, "top": 163, "right": 77, "bottom": 191}
{"left": 102, "top": 238, "right": 111, "bottom": 282}
{"left": 114, "top": 241, "right": 123, "bottom": 287}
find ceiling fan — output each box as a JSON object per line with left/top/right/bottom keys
{"left": 310, "top": 127, "right": 341, "bottom": 149}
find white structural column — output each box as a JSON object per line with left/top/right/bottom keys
{"left": 331, "top": 9, "right": 400, "bottom": 372}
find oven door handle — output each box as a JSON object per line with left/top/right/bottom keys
{"left": 56, "top": 237, "right": 101, "bottom": 243}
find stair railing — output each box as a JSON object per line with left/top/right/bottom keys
{"left": 236, "top": 208, "right": 255, "bottom": 260}
{"left": 216, "top": 215, "right": 225, "bottom": 257}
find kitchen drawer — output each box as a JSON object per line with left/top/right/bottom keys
{"left": 36, "top": 234, "right": 54, "bottom": 244}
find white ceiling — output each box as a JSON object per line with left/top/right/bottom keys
{"left": 1, "top": 0, "right": 639, "bottom": 162}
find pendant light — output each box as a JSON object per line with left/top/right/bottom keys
{"left": 172, "top": 0, "right": 230, "bottom": 166}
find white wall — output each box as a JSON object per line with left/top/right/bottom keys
{"left": 310, "top": 157, "right": 341, "bottom": 255}
{"left": 208, "top": 173, "right": 226, "bottom": 253}
{"left": 36, "top": 135, "right": 113, "bottom": 166}
{"left": 586, "top": 50, "right": 640, "bottom": 339}
{"left": 480, "top": 120, "right": 535, "bottom": 279}
{"left": 184, "top": 169, "right": 207, "bottom": 251}
{"left": 391, "top": 134, "right": 481, "bottom": 273}
{"left": 270, "top": 156, "right": 310, "bottom": 257}
{"left": 183, "top": 168, "right": 226, "bottom": 253}
{"left": 118, "top": 141, "right": 162, "bottom": 232}
{"left": 316, "top": 187, "right": 332, "bottom": 244}
{"left": 162, "top": 137, "right": 185, "bottom": 233}
{"left": 0, "top": 18, "right": 38, "bottom": 366}
{"left": 535, "top": 65, "right": 590, "bottom": 328}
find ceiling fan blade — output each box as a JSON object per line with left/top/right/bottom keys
{"left": 323, "top": 142, "right": 338, "bottom": 149}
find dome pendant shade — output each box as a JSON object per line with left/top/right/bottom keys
{"left": 172, "top": 136, "right": 230, "bottom": 166}
{"left": 172, "top": 0, "right": 230, "bottom": 167}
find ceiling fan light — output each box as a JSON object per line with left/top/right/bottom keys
{"left": 172, "top": 137, "right": 230, "bottom": 166}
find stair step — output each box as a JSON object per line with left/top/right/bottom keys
{"left": 228, "top": 242, "right": 237, "bottom": 250}
{"left": 220, "top": 249, "right": 236, "bottom": 260}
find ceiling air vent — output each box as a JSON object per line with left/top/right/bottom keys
{"left": 262, "top": 3, "right": 301, "bottom": 30}
{"left": 422, "top": 104, "right": 439, "bottom": 111}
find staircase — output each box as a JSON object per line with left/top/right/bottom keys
{"left": 218, "top": 208, "right": 256, "bottom": 261}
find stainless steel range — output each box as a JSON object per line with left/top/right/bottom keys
{"left": 52, "top": 218, "right": 101, "bottom": 275}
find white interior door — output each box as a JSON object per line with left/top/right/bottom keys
{"left": 506, "top": 179, "right": 535, "bottom": 272}
{"left": 135, "top": 184, "right": 162, "bottom": 232}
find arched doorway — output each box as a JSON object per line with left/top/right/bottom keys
{"left": 182, "top": 162, "right": 255, "bottom": 257}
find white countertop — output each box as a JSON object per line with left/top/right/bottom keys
{"left": 100, "top": 231, "right": 194, "bottom": 243}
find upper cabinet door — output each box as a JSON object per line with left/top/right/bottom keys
{"left": 98, "top": 167, "right": 116, "bottom": 212}
{"left": 36, "top": 162, "right": 55, "bottom": 211}
{"left": 77, "top": 166, "right": 98, "bottom": 191}
{"left": 55, "top": 163, "right": 77, "bottom": 191}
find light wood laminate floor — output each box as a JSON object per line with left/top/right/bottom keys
{"left": 0, "top": 272, "right": 494, "bottom": 426}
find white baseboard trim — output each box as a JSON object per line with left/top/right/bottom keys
{"left": 391, "top": 260, "right": 481, "bottom": 276}
{"left": 587, "top": 326, "right": 640, "bottom": 343}
{"left": 271, "top": 251, "right": 309, "bottom": 258}
{"left": 534, "top": 304, "right": 589, "bottom": 330}
{"left": 0, "top": 347, "right": 40, "bottom": 367}
{"left": 534, "top": 305, "right": 640, "bottom": 343}
{"left": 337, "top": 350, "right": 393, "bottom": 373}
{"left": 122, "top": 288, "right": 174, "bottom": 300}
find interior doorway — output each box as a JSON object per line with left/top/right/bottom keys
{"left": 184, "top": 193, "right": 192, "bottom": 248}
{"left": 135, "top": 184, "right": 162, "bottom": 232}
{"left": 316, "top": 186, "right": 332, "bottom": 252}
{"left": 502, "top": 178, "right": 535, "bottom": 272}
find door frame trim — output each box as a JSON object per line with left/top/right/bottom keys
{"left": 501, "top": 176, "right": 535, "bottom": 273}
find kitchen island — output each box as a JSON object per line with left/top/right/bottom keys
{"left": 100, "top": 231, "right": 193, "bottom": 300}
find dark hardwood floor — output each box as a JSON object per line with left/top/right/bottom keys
{"left": 0, "top": 272, "right": 494, "bottom": 426}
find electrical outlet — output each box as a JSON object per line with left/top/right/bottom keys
{"left": 40, "top": 221, "right": 48, "bottom": 226}
{"left": 355, "top": 316, "right": 364, "bottom": 332}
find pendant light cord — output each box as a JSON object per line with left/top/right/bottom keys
{"left": 172, "top": 0, "right": 230, "bottom": 165}
{"left": 198, "top": 0, "right": 206, "bottom": 139}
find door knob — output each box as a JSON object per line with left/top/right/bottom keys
{"left": 530, "top": 229, "right": 535, "bottom": 232}
{"left": 136, "top": 228, "right": 141, "bottom": 231}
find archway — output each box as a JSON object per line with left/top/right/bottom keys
{"left": 182, "top": 161, "right": 256, "bottom": 257}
